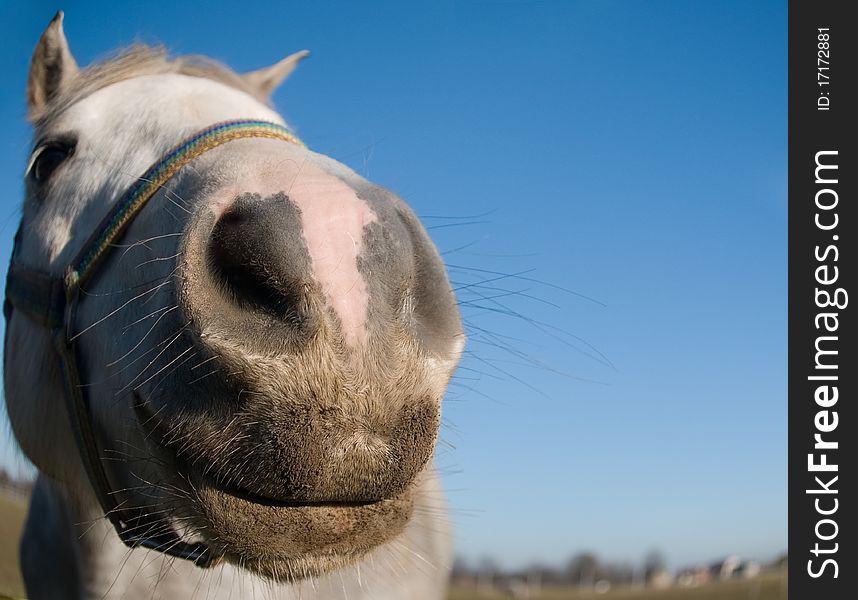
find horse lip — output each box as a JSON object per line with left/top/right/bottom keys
{"left": 132, "top": 392, "right": 384, "bottom": 509}
{"left": 198, "top": 471, "right": 382, "bottom": 509}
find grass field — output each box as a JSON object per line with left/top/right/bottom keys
{"left": 0, "top": 493, "right": 26, "bottom": 598}
{"left": 448, "top": 570, "right": 787, "bottom": 600}
{"left": 0, "top": 491, "right": 785, "bottom": 599}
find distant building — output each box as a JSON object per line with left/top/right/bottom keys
{"left": 710, "top": 555, "right": 741, "bottom": 579}
{"left": 647, "top": 569, "right": 673, "bottom": 589}
{"left": 734, "top": 560, "right": 761, "bottom": 579}
{"left": 676, "top": 566, "right": 712, "bottom": 587}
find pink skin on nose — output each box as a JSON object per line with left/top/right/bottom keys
{"left": 212, "top": 163, "right": 377, "bottom": 347}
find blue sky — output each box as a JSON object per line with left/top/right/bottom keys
{"left": 0, "top": 1, "right": 786, "bottom": 571}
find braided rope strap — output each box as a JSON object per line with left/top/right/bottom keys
{"left": 54, "top": 119, "right": 303, "bottom": 567}
{"left": 67, "top": 119, "right": 303, "bottom": 289}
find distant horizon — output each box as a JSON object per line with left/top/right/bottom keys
{"left": 450, "top": 549, "right": 788, "bottom": 575}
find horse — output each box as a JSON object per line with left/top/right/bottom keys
{"left": 4, "top": 12, "right": 464, "bottom": 599}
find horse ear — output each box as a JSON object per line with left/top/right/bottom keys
{"left": 242, "top": 50, "right": 310, "bottom": 100}
{"left": 27, "top": 11, "right": 79, "bottom": 121}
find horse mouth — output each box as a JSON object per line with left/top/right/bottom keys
{"left": 132, "top": 392, "right": 415, "bottom": 580}
{"left": 199, "top": 471, "right": 380, "bottom": 509}
{"left": 188, "top": 468, "right": 414, "bottom": 580}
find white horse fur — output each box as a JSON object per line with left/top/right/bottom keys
{"left": 5, "top": 13, "right": 463, "bottom": 599}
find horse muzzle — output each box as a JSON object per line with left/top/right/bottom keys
{"left": 123, "top": 145, "right": 460, "bottom": 574}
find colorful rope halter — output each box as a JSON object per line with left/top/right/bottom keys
{"left": 4, "top": 119, "right": 305, "bottom": 567}
{"left": 70, "top": 119, "right": 304, "bottom": 288}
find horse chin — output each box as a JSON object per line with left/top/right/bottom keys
{"left": 187, "top": 471, "right": 415, "bottom": 581}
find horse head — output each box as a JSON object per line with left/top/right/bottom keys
{"left": 4, "top": 12, "right": 463, "bottom": 595}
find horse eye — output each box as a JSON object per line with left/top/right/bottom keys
{"left": 30, "top": 141, "right": 75, "bottom": 184}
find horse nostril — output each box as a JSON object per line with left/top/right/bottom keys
{"left": 207, "top": 192, "right": 312, "bottom": 325}
{"left": 218, "top": 208, "right": 244, "bottom": 227}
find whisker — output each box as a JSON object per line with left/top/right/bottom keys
{"left": 72, "top": 278, "right": 173, "bottom": 341}
{"left": 108, "top": 306, "right": 179, "bottom": 367}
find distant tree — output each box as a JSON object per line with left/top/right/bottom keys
{"left": 450, "top": 555, "right": 472, "bottom": 581}
{"left": 566, "top": 552, "right": 599, "bottom": 587}
{"left": 770, "top": 553, "right": 788, "bottom": 570}
{"left": 601, "top": 562, "right": 635, "bottom": 585}
{"left": 522, "top": 562, "right": 555, "bottom": 587}
{"left": 477, "top": 556, "right": 499, "bottom": 588}
{"left": 0, "top": 468, "right": 34, "bottom": 495}
{"left": 644, "top": 549, "right": 667, "bottom": 581}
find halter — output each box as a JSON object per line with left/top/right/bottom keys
{"left": 4, "top": 119, "right": 304, "bottom": 567}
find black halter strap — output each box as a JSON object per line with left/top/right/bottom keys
{"left": 4, "top": 119, "right": 304, "bottom": 567}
